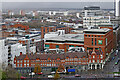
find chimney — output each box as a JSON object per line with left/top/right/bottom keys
{"left": 20, "top": 52, "right": 22, "bottom": 55}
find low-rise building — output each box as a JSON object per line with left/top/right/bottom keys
{"left": 44, "top": 32, "right": 84, "bottom": 53}
{"left": 14, "top": 52, "right": 88, "bottom": 73}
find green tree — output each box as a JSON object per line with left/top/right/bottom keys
{"left": 2, "top": 71, "right": 7, "bottom": 80}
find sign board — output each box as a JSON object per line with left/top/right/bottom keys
{"left": 98, "top": 40, "right": 103, "bottom": 44}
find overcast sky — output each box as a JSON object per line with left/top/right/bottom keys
{"left": 1, "top": 0, "right": 115, "bottom": 10}
{"left": 2, "top": 0, "right": 114, "bottom": 2}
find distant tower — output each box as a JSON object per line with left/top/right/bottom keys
{"left": 115, "top": 0, "right": 120, "bottom": 17}
{"left": 20, "top": 10, "right": 25, "bottom": 16}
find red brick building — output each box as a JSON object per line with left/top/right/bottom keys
{"left": 41, "top": 26, "right": 73, "bottom": 38}
{"left": 14, "top": 52, "right": 88, "bottom": 73}
{"left": 83, "top": 28, "right": 113, "bottom": 69}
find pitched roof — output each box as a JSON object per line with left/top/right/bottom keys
{"left": 16, "top": 52, "right": 88, "bottom": 60}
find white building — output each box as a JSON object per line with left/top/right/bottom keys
{"left": 10, "top": 43, "right": 26, "bottom": 66}
{"left": 0, "top": 39, "right": 8, "bottom": 69}
{"left": 115, "top": 0, "right": 120, "bottom": 17}
{"left": 83, "top": 16, "right": 111, "bottom": 28}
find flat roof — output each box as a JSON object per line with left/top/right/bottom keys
{"left": 45, "top": 34, "right": 84, "bottom": 42}
{"left": 83, "top": 28, "right": 111, "bottom": 33}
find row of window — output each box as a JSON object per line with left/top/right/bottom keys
{"left": 45, "top": 45, "right": 80, "bottom": 48}
{"left": 85, "top": 35, "right": 103, "bottom": 37}
{"left": 45, "top": 45, "right": 59, "bottom": 48}
{"left": 89, "top": 55, "right": 103, "bottom": 59}
{"left": 89, "top": 60, "right": 103, "bottom": 63}
{"left": 65, "top": 58, "right": 88, "bottom": 61}
{"left": 16, "top": 60, "right": 29, "bottom": 63}
{"left": 17, "top": 63, "right": 29, "bottom": 67}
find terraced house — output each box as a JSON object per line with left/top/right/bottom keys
{"left": 14, "top": 52, "right": 88, "bottom": 73}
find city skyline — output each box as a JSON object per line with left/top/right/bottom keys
{"left": 2, "top": 2, "right": 114, "bottom": 10}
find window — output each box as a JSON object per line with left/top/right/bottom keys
{"left": 98, "top": 40, "right": 103, "bottom": 44}
{"left": 89, "top": 56, "right": 91, "bottom": 58}
{"left": 106, "top": 38, "right": 107, "bottom": 45}
{"left": 101, "top": 55, "right": 103, "bottom": 59}
{"left": 27, "top": 60, "right": 29, "bottom": 62}
{"left": 95, "top": 38, "right": 96, "bottom": 45}
{"left": 93, "top": 60, "right": 95, "bottom": 63}
{"left": 56, "top": 45, "right": 59, "bottom": 48}
{"left": 24, "top": 64, "right": 26, "bottom": 67}
{"left": 93, "top": 56, "right": 95, "bottom": 58}
{"left": 97, "top": 56, "right": 99, "bottom": 58}
{"left": 45, "top": 45, "right": 49, "bottom": 47}
{"left": 17, "top": 64, "right": 19, "bottom": 67}
{"left": 17, "top": 61, "right": 19, "bottom": 63}
{"left": 101, "top": 60, "right": 103, "bottom": 63}
{"left": 24, "top": 60, "right": 26, "bottom": 62}
{"left": 21, "top": 64, "right": 22, "bottom": 67}
{"left": 27, "top": 63, "right": 29, "bottom": 67}
{"left": 89, "top": 60, "right": 91, "bottom": 63}
{"left": 97, "top": 60, "right": 99, "bottom": 63}
{"left": 92, "top": 38, "right": 93, "bottom": 45}
{"left": 21, "top": 61, "right": 22, "bottom": 63}
{"left": 69, "top": 45, "right": 74, "bottom": 47}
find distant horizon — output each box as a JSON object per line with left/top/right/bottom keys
{"left": 2, "top": 2, "right": 114, "bottom": 10}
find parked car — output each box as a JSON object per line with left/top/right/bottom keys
{"left": 115, "top": 60, "right": 119, "bottom": 65}
{"left": 115, "top": 53, "right": 117, "bottom": 56}
{"left": 48, "top": 75, "right": 54, "bottom": 78}
{"left": 75, "top": 74, "right": 81, "bottom": 77}
{"left": 20, "top": 76, "right": 27, "bottom": 79}
{"left": 37, "top": 72, "right": 43, "bottom": 75}
{"left": 112, "top": 57, "right": 115, "bottom": 60}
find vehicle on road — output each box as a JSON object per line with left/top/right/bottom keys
{"left": 20, "top": 76, "right": 27, "bottom": 79}
{"left": 112, "top": 57, "right": 115, "bottom": 60}
{"left": 75, "top": 74, "right": 81, "bottom": 77}
{"left": 115, "top": 53, "right": 117, "bottom": 56}
{"left": 37, "top": 72, "right": 43, "bottom": 75}
{"left": 48, "top": 75, "right": 54, "bottom": 78}
{"left": 115, "top": 60, "right": 119, "bottom": 65}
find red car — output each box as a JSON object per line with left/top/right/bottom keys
{"left": 37, "top": 72, "right": 43, "bottom": 75}
{"left": 115, "top": 53, "right": 117, "bottom": 56}
{"left": 20, "top": 76, "right": 27, "bottom": 79}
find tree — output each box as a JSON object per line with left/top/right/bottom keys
{"left": 37, "top": 65, "right": 41, "bottom": 73}
{"left": 2, "top": 71, "right": 7, "bottom": 80}
{"left": 34, "top": 66, "right": 37, "bottom": 73}
{"left": 54, "top": 69, "right": 60, "bottom": 79}
{"left": 34, "top": 65, "right": 42, "bottom": 73}
{"left": 58, "top": 64, "right": 65, "bottom": 72}
{"left": 1, "top": 65, "right": 21, "bottom": 80}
